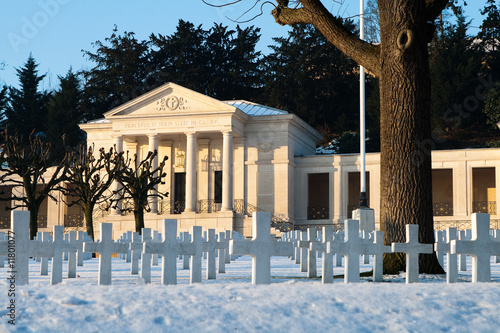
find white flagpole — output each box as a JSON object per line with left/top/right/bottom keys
{"left": 359, "top": 0, "right": 368, "bottom": 207}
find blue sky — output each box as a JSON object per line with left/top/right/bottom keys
{"left": 0, "top": 0, "right": 488, "bottom": 90}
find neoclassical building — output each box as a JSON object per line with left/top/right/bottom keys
{"left": 0, "top": 83, "right": 499, "bottom": 238}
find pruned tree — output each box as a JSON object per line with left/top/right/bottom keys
{"left": 211, "top": 0, "right": 453, "bottom": 273}
{"left": 61, "top": 145, "right": 122, "bottom": 240}
{"left": 113, "top": 150, "right": 168, "bottom": 234}
{"left": 0, "top": 128, "right": 68, "bottom": 239}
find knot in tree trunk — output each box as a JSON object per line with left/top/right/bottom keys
{"left": 396, "top": 29, "right": 414, "bottom": 51}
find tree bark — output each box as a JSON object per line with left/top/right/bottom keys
{"left": 84, "top": 201, "right": 95, "bottom": 241}
{"left": 133, "top": 199, "right": 144, "bottom": 235}
{"left": 378, "top": 0, "right": 443, "bottom": 274}
{"left": 29, "top": 205, "right": 39, "bottom": 240}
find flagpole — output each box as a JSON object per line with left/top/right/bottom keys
{"left": 359, "top": 0, "right": 368, "bottom": 208}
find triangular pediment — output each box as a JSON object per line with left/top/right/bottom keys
{"left": 104, "top": 82, "right": 236, "bottom": 119}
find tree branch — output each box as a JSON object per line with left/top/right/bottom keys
{"left": 272, "top": 0, "right": 381, "bottom": 77}
{"left": 425, "top": 0, "right": 450, "bottom": 22}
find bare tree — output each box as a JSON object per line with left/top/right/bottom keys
{"left": 211, "top": 0, "right": 449, "bottom": 273}
{"left": 0, "top": 128, "right": 68, "bottom": 239}
{"left": 113, "top": 150, "right": 168, "bottom": 234}
{"left": 61, "top": 145, "right": 122, "bottom": 240}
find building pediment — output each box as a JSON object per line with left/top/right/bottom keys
{"left": 104, "top": 82, "right": 237, "bottom": 119}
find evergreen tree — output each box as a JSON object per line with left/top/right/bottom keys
{"left": 149, "top": 20, "right": 209, "bottom": 93}
{"left": 484, "top": 86, "right": 500, "bottom": 129}
{"left": 81, "top": 26, "right": 151, "bottom": 121}
{"left": 205, "top": 24, "right": 263, "bottom": 100}
{"left": 46, "top": 69, "right": 84, "bottom": 160}
{"left": 3, "top": 54, "right": 50, "bottom": 141}
{"left": 150, "top": 20, "right": 263, "bottom": 100}
{"left": 478, "top": 0, "right": 500, "bottom": 74}
{"left": 479, "top": 0, "right": 500, "bottom": 130}
{"left": 429, "top": 13, "right": 483, "bottom": 138}
{"left": 0, "top": 85, "right": 7, "bottom": 122}
{"left": 262, "top": 22, "right": 360, "bottom": 133}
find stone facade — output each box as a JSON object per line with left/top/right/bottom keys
{"left": 0, "top": 83, "right": 499, "bottom": 238}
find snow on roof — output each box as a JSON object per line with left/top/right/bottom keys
{"left": 87, "top": 118, "right": 111, "bottom": 124}
{"left": 224, "top": 100, "right": 288, "bottom": 116}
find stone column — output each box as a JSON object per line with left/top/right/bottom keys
{"left": 496, "top": 166, "right": 500, "bottom": 216}
{"left": 112, "top": 135, "right": 123, "bottom": 215}
{"left": 221, "top": 131, "right": 233, "bottom": 212}
{"left": 185, "top": 132, "right": 197, "bottom": 213}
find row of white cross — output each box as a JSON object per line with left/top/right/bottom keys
{"left": 284, "top": 213, "right": 500, "bottom": 284}
{"left": 2, "top": 211, "right": 500, "bottom": 285}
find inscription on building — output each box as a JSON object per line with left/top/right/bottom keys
{"left": 121, "top": 118, "right": 218, "bottom": 130}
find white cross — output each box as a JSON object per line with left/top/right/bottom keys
{"left": 493, "top": 230, "right": 500, "bottom": 263}
{"left": 328, "top": 219, "right": 363, "bottom": 283}
{"left": 67, "top": 231, "right": 78, "bottom": 279}
{"left": 151, "top": 230, "right": 160, "bottom": 266}
{"left": 142, "top": 219, "right": 195, "bottom": 285}
{"left": 333, "top": 231, "right": 344, "bottom": 267}
{"left": 39, "top": 232, "right": 50, "bottom": 276}
{"left": 123, "top": 231, "right": 132, "bottom": 263}
{"left": 434, "top": 230, "right": 445, "bottom": 267}
{"left": 298, "top": 228, "right": 319, "bottom": 278}
{"left": 202, "top": 229, "right": 217, "bottom": 280}
{"left": 181, "top": 231, "right": 191, "bottom": 270}
{"left": 76, "top": 231, "right": 85, "bottom": 266}
{"left": 451, "top": 213, "right": 500, "bottom": 283}
{"left": 458, "top": 229, "right": 470, "bottom": 271}
{"left": 293, "top": 231, "right": 300, "bottom": 264}
{"left": 310, "top": 226, "right": 334, "bottom": 284}
{"left": 189, "top": 226, "right": 204, "bottom": 284}
{"left": 216, "top": 232, "right": 227, "bottom": 274}
{"left": 298, "top": 231, "right": 308, "bottom": 272}
{"left": 224, "top": 230, "right": 232, "bottom": 263}
{"left": 434, "top": 227, "right": 458, "bottom": 283}
{"left": 140, "top": 228, "right": 152, "bottom": 283}
{"left": 230, "top": 212, "right": 293, "bottom": 285}
{"left": 391, "top": 224, "right": 433, "bottom": 283}
{"left": 83, "top": 223, "right": 129, "bottom": 285}
{"left": 129, "top": 232, "right": 140, "bottom": 275}
{"left": 32, "top": 225, "right": 77, "bottom": 285}
{"left": 363, "top": 230, "right": 391, "bottom": 282}
{"left": 362, "top": 230, "right": 371, "bottom": 264}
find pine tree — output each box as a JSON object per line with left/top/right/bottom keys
{"left": 262, "top": 22, "right": 360, "bottom": 133}
{"left": 81, "top": 26, "right": 151, "bottom": 121}
{"left": 429, "top": 13, "right": 483, "bottom": 137}
{"left": 3, "top": 54, "right": 50, "bottom": 141}
{"left": 46, "top": 69, "right": 84, "bottom": 160}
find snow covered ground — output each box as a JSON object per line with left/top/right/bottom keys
{"left": 2, "top": 255, "right": 500, "bottom": 332}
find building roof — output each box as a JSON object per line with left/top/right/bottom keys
{"left": 85, "top": 100, "right": 288, "bottom": 124}
{"left": 224, "top": 100, "right": 288, "bottom": 116}
{"left": 87, "top": 118, "right": 111, "bottom": 124}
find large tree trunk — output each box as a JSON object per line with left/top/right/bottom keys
{"left": 378, "top": 0, "right": 443, "bottom": 274}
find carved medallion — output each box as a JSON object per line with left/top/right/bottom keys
{"left": 156, "top": 95, "right": 189, "bottom": 111}
{"left": 257, "top": 142, "right": 273, "bottom": 153}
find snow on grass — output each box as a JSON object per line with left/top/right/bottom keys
{"left": 1, "top": 255, "right": 500, "bottom": 332}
